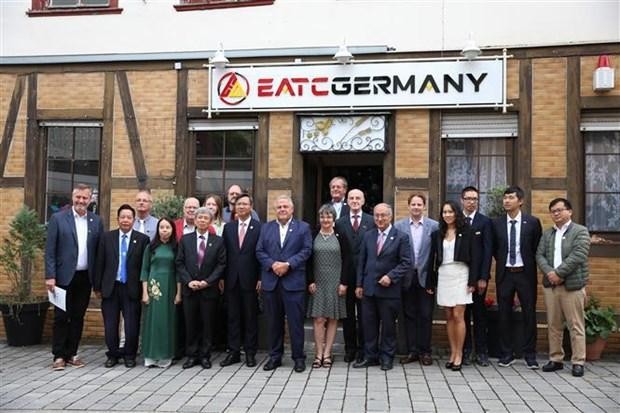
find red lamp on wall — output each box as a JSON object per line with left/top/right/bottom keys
{"left": 593, "top": 55, "right": 615, "bottom": 92}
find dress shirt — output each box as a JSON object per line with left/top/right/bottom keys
{"left": 464, "top": 210, "right": 477, "bottom": 224}
{"left": 378, "top": 225, "right": 393, "bottom": 240}
{"left": 505, "top": 212, "right": 525, "bottom": 267}
{"left": 409, "top": 217, "right": 424, "bottom": 266}
{"left": 117, "top": 230, "right": 132, "bottom": 281}
{"left": 553, "top": 220, "right": 572, "bottom": 268}
{"left": 278, "top": 218, "right": 292, "bottom": 247}
{"left": 196, "top": 231, "right": 209, "bottom": 251}
{"left": 332, "top": 200, "right": 344, "bottom": 219}
{"left": 133, "top": 214, "right": 158, "bottom": 241}
{"left": 183, "top": 220, "right": 195, "bottom": 235}
{"left": 238, "top": 217, "right": 252, "bottom": 238}
{"left": 73, "top": 208, "right": 89, "bottom": 271}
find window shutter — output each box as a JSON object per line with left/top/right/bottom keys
{"left": 441, "top": 112, "right": 518, "bottom": 138}
{"left": 580, "top": 112, "right": 620, "bottom": 131}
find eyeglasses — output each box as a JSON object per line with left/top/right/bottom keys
{"left": 462, "top": 197, "right": 479, "bottom": 201}
{"left": 550, "top": 208, "right": 568, "bottom": 214}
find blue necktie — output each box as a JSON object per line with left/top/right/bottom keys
{"left": 509, "top": 220, "right": 517, "bottom": 266}
{"left": 120, "top": 234, "right": 128, "bottom": 283}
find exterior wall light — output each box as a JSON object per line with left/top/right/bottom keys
{"left": 210, "top": 43, "right": 229, "bottom": 69}
{"left": 461, "top": 33, "right": 481, "bottom": 60}
{"left": 333, "top": 40, "right": 353, "bottom": 64}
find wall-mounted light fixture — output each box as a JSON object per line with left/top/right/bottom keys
{"left": 210, "top": 43, "right": 229, "bottom": 69}
{"left": 461, "top": 33, "right": 481, "bottom": 60}
{"left": 333, "top": 39, "right": 353, "bottom": 63}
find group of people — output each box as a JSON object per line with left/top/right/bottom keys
{"left": 44, "top": 178, "right": 591, "bottom": 377}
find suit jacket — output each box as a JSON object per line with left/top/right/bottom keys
{"left": 469, "top": 211, "right": 493, "bottom": 281}
{"left": 45, "top": 208, "right": 104, "bottom": 286}
{"left": 222, "top": 218, "right": 261, "bottom": 291}
{"left": 256, "top": 219, "right": 312, "bottom": 292}
{"left": 357, "top": 226, "right": 411, "bottom": 298}
{"left": 426, "top": 226, "right": 478, "bottom": 290}
{"left": 393, "top": 217, "right": 439, "bottom": 289}
{"left": 536, "top": 222, "right": 591, "bottom": 291}
{"left": 335, "top": 212, "right": 375, "bottom": 285}
{"left": 176, "top": 231, "right": 226, "bottom": 298}
{"left": 93, "top": 229, "right": 150, "bottom": 300}
{"left": 492, "top": 213, "right": 542, "bottom": 286}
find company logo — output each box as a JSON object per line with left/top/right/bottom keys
{"left": 217, "top": 72, "right": 249, "bottom": 105}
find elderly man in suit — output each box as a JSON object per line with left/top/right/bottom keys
{"left": 220, "top": 193, "right": 262, "bottom": 368}
{"left": 536, "top": 198, "right": 591, "bottom": 377}
{"left": 176, "top": 207, "right": 226, "bottom": 369}
{"left": 335, "top": 188, "right": 375, "bottom": 363}
{"left": 395, "top": 193, "right": 439, "bottom": 366}
{"left": 45, "top": 184, "right": 104, "bottom": 371}
{"left": 256, "top": 195, "right": 312, "bottom": 373}
{"left": 94, "top": 204, "right": 150, "bottom": 368}
{"left": 354, "top": 203, "right": 411, "bottom": 371}
{"left": 329, "top": 176, "right": 350, "bottom": 219}
{"left": 492, "top": 186, "right": 542, "bottom": 369}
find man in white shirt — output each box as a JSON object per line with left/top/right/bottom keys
{"left": 329, "top": 176, "right": 350, "bottom": 219}
{"left": 133, "top": 189, "right": 158, "bottom": 241}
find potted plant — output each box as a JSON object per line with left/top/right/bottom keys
{"left": 482, "top": 185, "right": 507, "bottom": 218}
{"left": 152, "top": 194, "right": 185, "bottom": 220}
{"left": 585, "top": 295, "right": 618, "bottom": 361}
{"left": 0, "top": 206, "right": 49, "bottom": 346}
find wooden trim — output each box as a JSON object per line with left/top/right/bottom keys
{"left": 116, "top": 71, "right": 148, "bottom": 189}
{"left": 580, "top": 96, "right": 620, "bottom": 109}
{"left": 394, "top": 178, "right": 429, "bottom": 189}
{"left": 28, "top": 0, "right": 122, "bottom": 17}
{"left": 0, "top": 177, "right": 24, "bottom": 187}
{"left": 175, "top": 69, "right": 189, "bottom": 196}
{"left": 590, "top": 244, "right": 620, "bottom": 257}
{"left": 428, "top": 110, "right": 441, "bottom": 220}
{"left": 566, "top": 57, "right": 583, "bottom": 223}
{"left": 23, "top": 74, "right": 38, "bottom": 209}
{"left": 111, "top": 177, "right": 175, "bottom": 189}
{"left": 37, "top": 108, "right": 103, "bottom": 120}
{"left": 0, "top": 76, "right": 26, "bottom": 178}
{"left": 517, "top": 59, "right": 532, "bottom": 211}
{"left": 510, "top": 43, "right": 620, "bottom": 59}
{"left": 267, "top": 178, "right": 292, "bottom": 190}
{"left": 174, "top": 0, "right": 274, "bottom": 12}
{"left": 531, "top": 177, "right": 567, "bottom": 190}
{"left": 254, "top": 113, "right": 269, "bottom": 219}
{"left": 99, "top": 72, "right": 115, "bottom": 230}
{"left": 382, "top": 112, "right": 396, "bottom": 207}
{"left": 291, "top": 115, "right": 303, "bottom": 216}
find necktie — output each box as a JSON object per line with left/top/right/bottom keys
{"left": 138, "top": 219, "right": 145, "bottom": 234}
{"left": 509, "top": 220, "right": 517, "bottom": 266}
{"left": 352, "top": 215, "right": 360, "bottom": 231}
{"left": 197, "top": 235, "right": 206, "bottom": 267}
{"left": 465, "top": 216, "right": 472, "bottom": 226}
{"left": 376, "top": 232, "right": 385, "bottom": 255}
{"left": 238, "top": 222, "right": 246, "bottom": 248}
{"left": 120, "top": 234, "right": 128, "bottom": 283}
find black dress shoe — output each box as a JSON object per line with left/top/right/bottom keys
{"left": 201, "top": 357, "right": 212, "bottom": 369}
{"left": 353, "top": 359, "right": 380, "bottom": 368}
{"left": 220, "top": 353, "right": 241, "bottom": 367}
{"left": 462, "top": 352, "right": 472, "bottom": 366}
{"left": 344, "top": 352, "right": 356, "bottom": 363}
{"left": 380, "top": 360, "right": 393, "bottom": 371}
{"left": 400, "top": 353, "right": 420, "bottom": 364}
{"left": 572, "top": 364, "right": 584, "bottom": 377}
{"left": 104, "top": 357, "right": 118, "bottom": 368}
{"left": 451, "top": 363, "right": 462, "bottom": 371}
{"left": 542, "top": 361, "right": 564, "bottom": 372}
{"left": 476, "top": 353, "right": 490, "bottom": 367}
{"left": 445, "top": 361, "right": 454, "bottom": 369}
{"left": 245, "top": 354, "right": 257, "bottom": 367}
{"left": 420, "top": 354, "right": 433, "bottom": 366}
{"left": 124, "top": 359, "right": 136, "bottom": 368}
{"left": 263, "top": 359, "right": 282, "bottom": 371}
{"left": 293, "top": 359, "right": 306, "bottom": 373}
{"left": 182, "top": 357, "right": 199, "bottom": 369}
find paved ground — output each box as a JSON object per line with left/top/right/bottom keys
{"left": 0, "top": 344, "right": 619, "bottom": 413}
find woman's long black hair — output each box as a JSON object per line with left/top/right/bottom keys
{"left": 149, "top": 217, "right": 178, "bottom": 254}
{"left": 439, "top": 200, "right": 467, "bottom": 239}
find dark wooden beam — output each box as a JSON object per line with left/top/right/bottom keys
{"left": 111, "top": 177, "right": 175, "bottom": 189}
{"left": 37, "top": 108, "right": 103, "bottom": 120}
{"left": 566, "top": 57, "right": 584, "bottom": 223}
{"left": 531, "top": 177, "right": 568, "bottom": 190}
{"left": 254, "top": 113, "right": 270, "bottom": 219}
{"left": 428, "top": 110, "right": 441, "bottom": 220}
{"left": 517, "top": 59, "right": 533, "bottom": 212}
{"left": 291, "top": 114, "right": 304, "bottom": 217}
{"left": 0, "top": 177, "right": 24, "bottom": 187}
{"left": 394, "top": 178, "right": 430, "bottom": 189}
{"left": 267, "top": 178, "right": 292, "bottom": 190}
{"left": 580, "top": 95, "right": 620, "bottom": 109}
{"left": 100, "top": 72, "right": 115, "bottom": 230}
{"left": 0, "top": 75, "right": 26, "bottom": 178}
{"left": 24, "top": 74, "right": 38, "bottom": 209}
{"left": 382, "top": 113, "right": 396, "bottom": 208}
{"left": 175, "top": 69, "right": 189, "bottom": 196}
{"left": 116, "top": 71, "right": 148, "bottom": 189}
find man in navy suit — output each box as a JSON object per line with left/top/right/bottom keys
{"left": 335, "top": 188, "right": 375, "bottom": 363}
{"left": 460, "top": 186, "right": 493, "bottom": 366}
{"left": 256, "top": 195, "right": 312, "bottom": 373}
{"left": 94, "top": 204, "right": 150, "bottom": 368}
{"left": 45, "top": 184, "right": 104, "bottom": 371}
{"left": 492, "top": 186, "right": 542, "bottom": 369}
{"left": 354, "top": 203, "right": 411, "bottom": 371}
{"left": 220, "top": 193, "right": 261, "bottom": 368}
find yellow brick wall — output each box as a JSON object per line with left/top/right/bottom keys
{"left": 532, "top": 58, "right": 567, "bottom": 178}
{"left": 112, "top": 81, "right": 133, "bottom": 177}
{"left": 581, "top": 54, "right": 620, "bottom": 97}
{"left": 2, "top": 83, "right": 27, "bottom": 178}
{"left": 588, "top": 257, "right": 620, "bottom": 309}
{"left": 531, "top": 190, "right": 567, "bottom": 228}
{"left": 394, "top": 110, "right": 429, "bottom": 178}
{"left": 507, "top": 58, "right": 519, "bottom": 100}
{"left": 38, "top": 73, "right": 104, "bottom": 109}
{"left": 188, "top": 69, "right": 208, "bottom": 107}
{"left": 268, "top": 113, "right": 293, "bottom": 179}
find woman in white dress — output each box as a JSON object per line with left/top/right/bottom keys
{"left": 427, "top": 200, "right": 477, "bottom": 371}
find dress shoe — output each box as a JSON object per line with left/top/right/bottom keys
{"left": 263, "top": 358, "right": 282, "bottom": 371}
{"left": 462, "top": 351, "right": 472, "bottom": 366}
{"left": 220, "top": 353, "right": 241, "bottom": 367}
{"left": 245, "top": 354, "right": 257, "bottom": 367}
{"left": 293, "top": 359, "right": 306, "bottom": 373}
{"left": 104, "top": 357, "right": 118, "bottom": 368}
{"left": 451, "top": 363, "right": 462, "bottom": 371}
{"left": 400, "top": 353, "right": 420, "bottom": 364}
{"left": 52, "top": 358, "right": 65, "bottom": 371}
{"left": 498, "top": 356, "right": 516, "bottom": 367}
{"left": 542, "top": 361, "right": 564, "bottom": 372}
{"left": 124, "top": 359, "right": 136, "bottom": 368}
{"left": 182, "top": 357, "right": 199, "bottom": 369}
{"left": 201, "top": 357, "right": 212, "bottom": 369}
{"left": 476, "top": 353, "right": 490, "bottom": 367}
{"left": 572, "top": 364, "right": 584, "bottom": 377}
{"left": 66, "top": 356, "right": 85, "bottom": 368}
{"left": 420, "top": 354, "right": 433, "bottom": 366}
{"left": 380, "top": 360, "right": 393, "bottom": 371}
{"left": 344, "top": 352, "right": 357, "bottom": 363}
{"left": 353, "top": 359, "right": 380, "bottom": 368}
{"left": 445, "top": 361, "right": 454, "bottom": 369}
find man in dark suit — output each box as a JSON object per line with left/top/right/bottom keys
{"left": 354, "top": 203, "right": 411, "bottom": 371}
{"left": 93, "top": 204, "right": 149, "bottom": 368}
{"left": 176, "top": 207, "right": 226, "bottom": 369}
{"left": 460, "top": 186, "right": 493, "bottom": 366}
{"left": 329, "top": 176, "right": 350, "bottom": 219}
{"left": 45, "top": 184, "right": 104, "bottom": 371}
{"left": 335, "top": 188, "right": 375, "bottom": 363}
{"left": 492, "top": 186, "right": 542, "bottom": 369}
{"left": 220, "top": 193, "right": 261, "bottom": 368}
{"left": 256, "top": 195, "right": 312, "bottom": 373}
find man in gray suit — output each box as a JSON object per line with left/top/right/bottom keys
{"left": 394, "top": 193, "right": 439, "bottom": 366}
{"left": 536, "top": 198, "right": 591, "bottom": 377}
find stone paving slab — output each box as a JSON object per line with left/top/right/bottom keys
{"left": 1, "top": 344, "right": 619, "bottom": 412}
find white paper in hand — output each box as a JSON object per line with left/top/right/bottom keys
{"left": 48, "top": 287, "right": 66, "bottom": 311}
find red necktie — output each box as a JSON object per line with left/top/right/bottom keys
{"left": 352, "top": 215, "right": 360, "bottom": 231}
{"left": 197, "top": 235, "right": 206, "bottom": 267}
{"left": 238, "top": 222, "right": 246, "bottom": 248}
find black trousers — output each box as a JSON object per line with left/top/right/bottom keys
{"left": 362, "top": 295, "right": 400, "bottom": 362}
{"left": 402, "top": 279, "right": 435, "bottom": 355}
{"left": 497, "top": 270, "right": 537, "bottom": 358}
{"left": 342, "top": 285, "right": 364, "bottom": 356}
{"left": 52, "top": 270, "right": 91, "bottom": 361}
{"left": 225, "top": 283, "right": 259, "bottom": 356}
{"left": 262, "top": 282, "right": 305, "bottom": 361}
{"left": 464, "top": 286, "right": 489, "bottom": 355}
{"left": 101, "top": 282, "right": 141, "bottom": 360}
{"left": 183, "top": 292, "right": 217, "bottom": 358}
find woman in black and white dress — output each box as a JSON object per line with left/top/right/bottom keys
{"left": 427, "top": 200, "right": 477, "bottom": 371}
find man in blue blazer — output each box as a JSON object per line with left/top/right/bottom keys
{"left": 45, "top": 184, "right": 103, "bottom": 371}
{"left": 256, "top": 195, "right": 312, "bottom": 373}
{"left": 394, "top": 193, "right": 438, "bottom": 366}
{"left": 354, "top": 203, "right": 411, "bottom": 371}
{"left": 220, "top": 193, "right": 262, "bottom": 368}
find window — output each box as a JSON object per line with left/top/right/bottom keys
{"left": 175, "top": 0, "right": 275, "bottom": 12}
{"left": 28, "top": 0, "right": 122, "bottom": 17}
{"left": 49, "top": 0, "right": 109, "bottom": 7}
{"left": 45, "top": 125, "right": 101, "bottom": 220}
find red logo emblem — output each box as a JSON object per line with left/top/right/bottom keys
{"left": 217, "top": 72, "right": 249, "bottom": 105}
